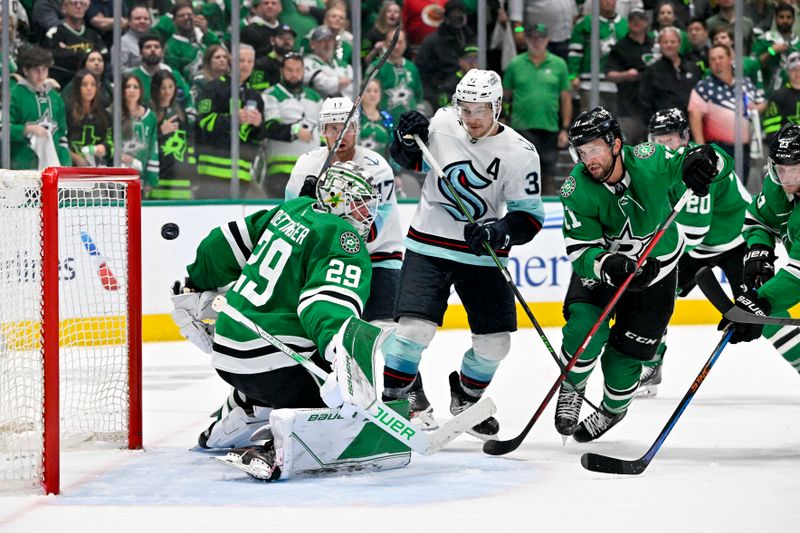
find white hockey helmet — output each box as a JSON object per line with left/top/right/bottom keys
{"left": 316, "top": 161, "right": 380, "bottom": 239}
{"left": 318, "top": 96, "right": 359, "bottom": 132}
{"left": 452, "top": 69, "right": 503, "bottom": 127}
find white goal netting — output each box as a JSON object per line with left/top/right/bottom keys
{"left": 0, "top": 170, "right": 137, "bottom": 492}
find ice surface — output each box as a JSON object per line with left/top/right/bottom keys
{"left": 1, "top": 326, "right": 798, "bottom": 532}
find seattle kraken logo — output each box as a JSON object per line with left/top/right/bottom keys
{"left": 438, "top": 160, "right": 492, "bottom": 221}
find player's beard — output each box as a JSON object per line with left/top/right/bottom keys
{"left": 283, "top": 78, "right": 303, "bottom": 91}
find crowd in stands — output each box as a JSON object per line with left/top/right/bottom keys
{"left": 2, "top": 0, "right": 800, "bottom": 199}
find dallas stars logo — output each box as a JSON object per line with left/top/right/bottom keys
{"left": 604, "top": 219, "right": 655, "bottom": 258}
{"left": 633, "top": 142, "right": 656, "bottom": 159}
{"left": 387, "top": 84, "right": 412, "bottom": 109}
{"left": 560, "top": 175, "right": 576, "bottom": 197}
{"left": 340, "top": 231, "right": 360, "bottom": 254}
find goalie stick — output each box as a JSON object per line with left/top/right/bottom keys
{"left": 216, "top": 300, "right": 496, "bottom": 456}
{"left": 580, "top": 327, "right": 733, "bottom": 475}
{"left": 482, "top": 188, "right": 695, "bottom": 456}
{"left": 695, "top": 267, "right": 800, "bottom": 326}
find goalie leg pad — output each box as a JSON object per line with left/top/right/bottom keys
{"left": 270, "top": 403, "right": 412, "bottom": 480}
{"left": 199, "top": 389, "right": 272, "bottom": 449}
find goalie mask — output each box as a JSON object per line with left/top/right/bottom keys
{"left": 648, "top": 108, "right": 690, "bottom": 150}
{"left": 768, "top": 123, "right": 800, "bottom": 190}
{"left": 452, "top": 69, "right": 503, "bottom": 139}
{"left": 316, "top": 161, "right": 380, "bottom": 238}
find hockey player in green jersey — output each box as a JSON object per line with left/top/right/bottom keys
{"left": 726, "top": 123, "right": 800, "bottom": 374}
{"left": 172, "top": 161, "right": 379, "bottom": 448}
{"left": 640, "top": 108, "right": 751, "bottom": 396}
{"left": 555, "top": 106, "right": 720, "bottom": 442}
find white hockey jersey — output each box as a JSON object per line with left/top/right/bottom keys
{"left": 262, "top": 83, "right": 322, "bottom": 162}
{"left": 303, "top": 53, "right": 354, "bottom": 100}
{"left": 408, "top": 107, "right": 545, "bottom": 266}
{"left": 286, "top": 145, "right": 404, "bottom": 269}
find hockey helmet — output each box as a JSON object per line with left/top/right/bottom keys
{"left": 568, "top": 107, "right": 622, "bottom": 163}
{"left": 648, "top": 108, "right": 690, "bottom": 146}
{"left": 316, "top": 161, "right": 380, "bottom": 238}
{"left": 452, "top": 69, "right": 503, "bottom": 126}
{"left": 768, "top": 123, "right": 800, "bottom": 188}
{"left": 318, "top": 96, "right": 359, "bottom": 132}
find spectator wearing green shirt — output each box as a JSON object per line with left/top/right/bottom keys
{"left": 371, "top": 30, "right": 424, "bottom": 126}
{"left": 568, "top": 0, "right": 628, "bottom": 114}
{"left": 752, "top": 3, "right": 800, "bottom": 97}
{"left": 503, "top": 23, "right": 571, "bottom": 196}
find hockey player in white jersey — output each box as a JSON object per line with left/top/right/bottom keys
{"left": 383, "top": 69, "right": 545, "bottom": 439}
{"left": 287, "top": 96, "right": 404, "bottom": 330}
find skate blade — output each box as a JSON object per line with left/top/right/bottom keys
{"left": 636, "top": 385, "right": 658, "bottom": 399}
{"left": 465, "top": 428, "right": 499, "bottom": 442}
{"left": 213, "top": 454, "right": 278, "bottom": 481}
{"left": 411, "top": 408, "right": 440, "bottom": 432}
{"left": 561, "top": 435, "right": 569, "bottom": 446}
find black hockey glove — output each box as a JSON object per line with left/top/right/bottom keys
{"left": 681, "top": 144, "right": 718, "bottom": 197}
{"left": 742, "top": 244, "right": 776, "bottom": 289}
{"left": 717, "top": 290, "right": 771, "bottom": 344}
{"left": 395, "top": 110, "right": 430, "bottom": 149}
{"left": 600, "top": 254, "right": 660, "bottom": 291}
{"left": 299, "top": 175, "right": 318, "bottom": 198}
{"left": 464, "top": 219, "right": 512, "bottom": 256}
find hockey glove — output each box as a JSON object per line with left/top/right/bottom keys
{"left": 395, "top": 110, "right": 430, "bottom": 148}
{"left": 717, "top": 290, "right": 771, "bottom": 344}
{"left": 599, "top": 253, "right": 660, "bottom": 291}
{"left": 299, "top": 175, "right": 318, "bottom": 198}
{"left": 681, "top": 144, "right": 718, "bottom": 197}
{"left": 170, "top": 281, "right": 221, "bottom": 354}
{"left": 743, "top": 244, "right": 776, "bottom": 289}
{"left": 464, "top": 218, "right": 512, "bottom": 256}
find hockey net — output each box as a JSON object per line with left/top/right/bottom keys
{"left": 0, "top": 168, "right": 142, "bottom": 495}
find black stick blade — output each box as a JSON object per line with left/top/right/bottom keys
{"left": 581, "top": 452, "right": 648, "bottom": 475}
{"left": 482, "top": 437, "right": 522, "bottom": 456}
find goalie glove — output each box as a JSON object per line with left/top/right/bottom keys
{"left": 170, "top": 281, "right": 221, "bottom": 354}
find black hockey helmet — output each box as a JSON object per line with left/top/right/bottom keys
{"left": 648, "top": 108, "right": 690, "bottom": 141}
{"left": 768, "top": 123, "right": 800, "bottom": 186}
{"left": 770, "top": 123, "right": 800, "bottom": 165}
{"left": 568, "top": 107, "right": 622, "bottom": 147}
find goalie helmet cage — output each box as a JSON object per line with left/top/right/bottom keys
{"left": 0, "top": 167, "right": 142, "bottom": 495}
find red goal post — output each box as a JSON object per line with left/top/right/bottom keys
{"left": 0, "top": 167, "right": 142, "bottom": 495}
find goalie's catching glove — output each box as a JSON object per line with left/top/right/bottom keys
{"left": 170, "top": 280, "right": 221, "bottom": 353}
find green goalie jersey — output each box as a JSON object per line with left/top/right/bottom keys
{"left": 186, "top": 197, "right": 372, "bottom": 374}
{"left": 560, "top": 142, "right": 729, "bottom": 285}
{"left": 743, "top": 177, "right": 800, "bottom": 313}
{"left": 668, "top": 143, "right": 749, "bottom": 259}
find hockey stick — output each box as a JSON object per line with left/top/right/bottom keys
{"left": 695, "top": 266, "right": 800, "bottom": 326}
{"left": 483, "top": 188, "right": 695, "bottom": 456}
{"left": 580, "top": 326, "right": 733, "bottom": 474}
{"left": 80, "top": 231, "right": 119, "bottom": 291}
{"left": 217, "top": 301, "right": 496, "bottom": 455}
{"left": 316, "top": 25, "right": 401, "bottom": 179}
{"left": 411, "top": 134, "right": 603, "bottom": 414}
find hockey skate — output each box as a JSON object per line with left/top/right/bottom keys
{"left": 637, "top": 363, "right": 663, "bottom": 398}
{"left": 448, "top": 371, "right": 499, "bottom": 441}
{"left": 554, "top": 384, "right": 584, "bottom": 437}
{"left": 408, "top": 374, "right": 439, "bottom": 431}
{"left": 213, "top": 443, "right": 281, "bottom": 481}
{"left": 572, "top": 409, "right": 627, "bottom": 443}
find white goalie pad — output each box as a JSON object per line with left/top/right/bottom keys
{"left": 270, "top": 405, "right": 412, "bottom": 480}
